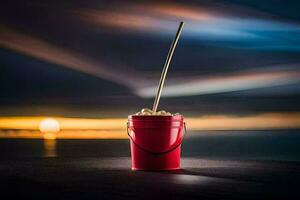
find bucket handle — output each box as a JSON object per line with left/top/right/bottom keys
{"left": 127, "top": 122, "right": 187, "bottom": 155}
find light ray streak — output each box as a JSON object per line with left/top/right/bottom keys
{"left": 137, "top": 67, "right": 300, "bottom": 97}
{"left": 0, "top": 26, "right": 147, "bottom": 88}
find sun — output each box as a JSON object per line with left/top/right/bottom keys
{"left": 39, "top": 118, "right": 60, "bottom": 133}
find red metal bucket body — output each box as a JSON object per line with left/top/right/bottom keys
{"left": 127, "top": 115, "right": 185, "bottom": 170}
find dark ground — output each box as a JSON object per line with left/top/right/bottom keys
{"left": 1, "top": 130, "right": 300, "bottom": 199}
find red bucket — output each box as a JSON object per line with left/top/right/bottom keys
{"left": 127, "top": 115, "right": 186, "bottom": 170}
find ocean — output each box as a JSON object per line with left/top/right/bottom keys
{"left": 1, "top": 130, "right": 300, "bottom": 162}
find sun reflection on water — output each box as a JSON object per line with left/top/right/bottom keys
{"left": 43, "top": 138, "right": 57, "bottom": 157}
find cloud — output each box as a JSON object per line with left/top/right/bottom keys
{"left": 0, "top": 26, "right": 146, "bottom": 89}
{"left": 136, "top": 66, "right": 300, "bottom": 97}
{"left": 76, "top": 2, "right": 300, "bottom": 49}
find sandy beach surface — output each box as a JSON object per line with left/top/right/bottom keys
{"left": 1, "top": 130, "right": 300, "bottom": 199}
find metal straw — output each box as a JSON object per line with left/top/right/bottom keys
{"left": 152, "top": 21, "right": 184, "bottom": 112}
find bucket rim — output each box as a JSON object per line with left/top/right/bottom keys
{"left": 128, "top": 115, "right": 183, "bottom": 121}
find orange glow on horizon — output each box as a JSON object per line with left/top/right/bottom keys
{"left": 43, "top": 132, "right": 57, "bottom": 140}
{"left": 0, "top": 113, "right": 299, "bottom": 139}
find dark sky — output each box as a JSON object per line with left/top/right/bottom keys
{"left": 0, "top": 0, "right": 300, "bottom": 117}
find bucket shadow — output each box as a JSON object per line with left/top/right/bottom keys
{"left": 142, "top": 169, "right": 207, "bottom": 177}
{"left": 180, "top": 169, "right": 212, "bottom": 177}
{"left": 151, "top": 167, "right": 300, "bottom": 185}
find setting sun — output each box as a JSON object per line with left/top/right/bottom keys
{"left": 39, "top": 118, "right": 60, "bottom": 133}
